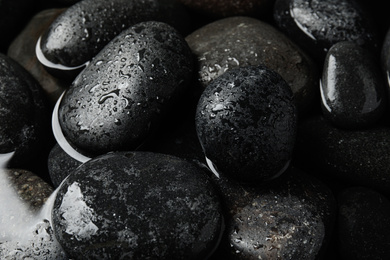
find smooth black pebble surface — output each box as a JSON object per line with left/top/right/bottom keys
{"left": 294, "top": 115, "right": 390, "bottom": 193}
{"left": 381, "top": 26, "right": 390, "bottom": 86}
{"left": 320, "top": 41, "right": 386, "bottom": 129}
{"left": 211, "top": 167, "right": 336, "bottom": 259}
{"left": 195, "top": 65, "right": 297, "bottom": 182}
{"left": 47, "top": 143, "right": 82, "bottom": 187}
{"left": 58, "top": 21, "right": 193, "bottom": 155}
{"left": 185, "top": 16, "right": 318, "bottom": 114}
{"left": 273, "top": 0, "right": 379, "bottom": 64}
{"left": 39, "top": 0, "right": 189, "bottom": 68}
{"left": 337, "top": 187, "right": 390, "bottom": 259}
{"left": 52, "top": 151, "right": 223, "bottom": 259}
{"left": 0, "top": 53, "right": 50, "bottom": 170}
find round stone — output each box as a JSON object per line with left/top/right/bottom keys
{"left": 52, "top": 151, "right": 223, "bottom": 259}
{"left": 195, "top": 65, "right": 297, "bottom": 182}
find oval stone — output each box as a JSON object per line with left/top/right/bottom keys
{"left": 294, "top": 115, "right": 390, "bottom": 193}
{"left": 195, "top": 65, "right": 297, "bottom": 182}
{"left": 186, "top": 16, "right": 319, "bottom": 114}
{"left": 39, "top": 0, "right": 190, "bottom": 69}
{"left": 274, "top": 0, "right": 379, "bottom": 64}
{"left": 210, "top": 167, "right": 336, "bottom": 259}
{"left": 338, "top": 187, "right": 390, "bottom": 259}
{"left": 58, "top": 21, "right": 193, "bottom": 155}
{"left": 52, "top": 151, "right": 223, "bottom": 259}
{"left": 0, "top": 53, "right": 51, "bottom": 170}
{"left": 320, "top": 41, "right": 387, "bottom": 129}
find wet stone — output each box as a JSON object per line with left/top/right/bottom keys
{"left": 177, "top": 0, "right": 274, "bottom": 18}
{"left": 39, "top": 0, "right": 190, "bottom": 70}
{"left": 294, "top": 115, "right": 390, "bottom": 193}
{"left": 320, "top": 41, "right": 387, "bottom": 129}
{"left": 210, "top": 167, "right": 336, "bottom": 260}
{"left": 337, "top": 187, "right": 390, "bottom": 259}
{"left": 58, "top": 21, "right": 193, "bottom": 156}
{"left": 7, "top": 8, "right": 68, "bottom": 107}
{"left": 185, "top": 16, "right": 319, "bottom": 114}
{"left": 47, "top": 143, "right": 82, "bottom": 188}
{"left": 0, "top": 53, "right": 51, "bottom": 170}
{"left": 52, "top": 151, "right": 223, "bottom": 259}
{"left": 195, "top": 65, "right": 297, "bottom": 182}
{"left": 273, "top": 0, "right": 379, "bottom": 64}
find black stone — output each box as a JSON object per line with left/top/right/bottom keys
{"left": 294, "top": 115, "right": 390, "bottom": 193}
{"left": 0, "top": 53, "right": 52, "bottom": 171}
{"left": 273, "top": 0, "right": 379, "bottom": 64}
{"left": 58, "top": 21, "right": 193, "bottom": 156}
{"left": 47, "top": 143, "right": 82, "bottom": 188}
{"left": 381, "top": 26, "right": 390, "bottom": 87}
{"left": 39, "top": 0, "right": 190, "bottom": 69}
{"left": 52, "top": 151, "right": 223, "bottom": 259}
{"left": 185, "top": 16, "right": 319, "bottom": 115}
{"left": 337, "top": 187, "right": 390, "bottom": 259}
{"left": 320, "top": 41, "right": 387, "bottom": 129}
{"left": 195, "top": 65, "right": 297, "bottom": 182}
{"left": 210, "top": 167, "right": 336, "bottom": 260}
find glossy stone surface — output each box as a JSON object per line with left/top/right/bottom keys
{"left": 58, "top": 21, "right": 193, "bottom": 155}
{"left": 39, "top": 0, "right": 190, "bottom": 68}
{"left": 274, "top": 0, "right": 379, "bottom": 64}
{"left": 338, "top": 187, "right": 390, "bottom": 259}
{"left": 7, "top": 8, "right": 68, "bottom": 107}
{"left": 320, "top": 41, "right": 386, "bottom": 129}
{"left": 186, "top": 16, "right": 319, "bottom": 114}
{"left": 294, "top": 115, "right": 390, "bottom": 193}
{"left": 381, "top": 27, "right": 390, "bottom": 87}
{"left": 177, "top": 0, "right": 274, "bottom": 18}
{"left": 52, "top": 152, "right": 223, "bottom": 259}
{"left": 195, "top": 65, "right": 297, "bottom": 182}
{"left": 0, "top": 53, "right": 51, "bottom": 170}
{"left": 210, "top": 167, "right": 336, "bottom": 259}
{"left": 47, "top": 143, "right": 82, "bottom": 187}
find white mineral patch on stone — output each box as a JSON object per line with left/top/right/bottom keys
{"left": 59, "top": 182, "right": 98, "bottom": 240}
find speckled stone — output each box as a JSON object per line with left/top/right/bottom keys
{"left": 2, "top": 169, "right": 53, "bottom": 210}
{"left": 274, "top": 0, "right": 379, "bottom": 64}
{"left": 39, "top": 0, "right": 190, "bottom": 68}
{"left": 294, "top": 115, "right": 390, "bottom": 193}
{"left": 52, "top": 151, "right": 223, "bottom": 259}
{"left": 177, "top": 0, "right": 274, "bottom": 18}
{"left": 7, "top": 8, "right": 68, "bottom": 107}
{"left": 58, "top": 21, "right": 193, "bottom": 156}
{"left": 0, "top": 53, "right": 52, "bottom": 171}
{"left": 320, "top": 41, "right": 387, "bottom": 129}
{"left": 185, "top": 16, "right": 319, "bottom": 114}
{"left": 337, "top": 187, "right": 390, "bottom": 259}
{"left": 195, "top": 65, "right": 297, "bottom": 182}
{"left": 210, "top": 167, "right": 336, "bottom": 259}
{"left": 47, "top": 143, "right": 82, "bottom": 188}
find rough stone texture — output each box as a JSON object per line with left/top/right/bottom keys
{"left": 7, "top": 8, "right": 68, "bottom": 107}
{"left": 274, "top": 0, "right": 379, "bottom": 64}
{"left": 58, "top": 21, "right": 193, "bottom": 155}
{"left": 52, "top": 151, "right": 223, "bottom": 259}
{"left": 186, "top": 16, "right": 319, "bottom": 115}
{"left": 0, "top": 53, "right": 52, "bottom": 171}
{"left": 47, "top": 143, "right": 82, "bottom": 188}
{"left": 40, "top": 0, "right": 190, "bottom": 68}
{"left": 2, "top": 169, "right": 53, "bottom": 211}
{"left": 320, "top": 41, "right": 386, "bottom": 129}
{"left": 294, "top": 115, "right": 390, "bottom": 193}
{"left": 195, "top": 65, "right": 297, "bottom": 182}
{"left": 210, "top": 167, "right": 336, "bottom": 260}
{"left": 177, "top": 0, "right": 274, "bottom": 18}
{"left": 337, "top": 187, "right": 390, "bottom": 259}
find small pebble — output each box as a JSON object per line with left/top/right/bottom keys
{"left": 320, "top": 41, "right": 386, "bottom": 129}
